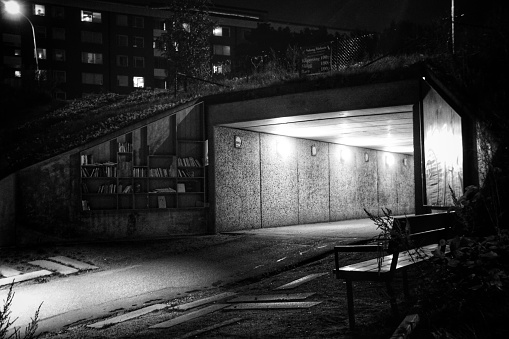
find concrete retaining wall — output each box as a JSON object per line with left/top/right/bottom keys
{"left": 214, "top": 127, "right": 415, "bottom": 232}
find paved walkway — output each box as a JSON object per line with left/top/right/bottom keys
{"left": 0, "top": 218, "right": 380, "bottom": 336}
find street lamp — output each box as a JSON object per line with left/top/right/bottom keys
{"left": 4, "top": 0, "right": 40, "bottom": 80}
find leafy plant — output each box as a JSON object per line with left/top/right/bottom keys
{"left": 1, "top": 282, "right": 42, "bottom": 339}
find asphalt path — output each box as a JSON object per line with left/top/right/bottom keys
{"left": 0, "top": 218, "right": 380, "bottom": 336}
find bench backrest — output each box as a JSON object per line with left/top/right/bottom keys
{"left": 392, "top": 212, "right": 454, "bottom": 252}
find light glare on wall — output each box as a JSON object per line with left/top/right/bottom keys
{"left": 385, "top": 154, "right": 395, "bottom": 166}
{"left": 277, "top": 139, "right": 292, "bottom": 157}
{"left": 340, "top": 147, "right": 351, "bottom": 162}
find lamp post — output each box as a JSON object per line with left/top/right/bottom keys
{"left": 4, "top": 0, "right": 40, "bottom": 80}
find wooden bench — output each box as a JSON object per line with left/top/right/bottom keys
{"left": 332, "top": 212, "right": 454, "bottom": 329}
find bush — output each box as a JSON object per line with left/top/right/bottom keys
{"left": 0, "top": 282, "right": 41, "bottom": 339}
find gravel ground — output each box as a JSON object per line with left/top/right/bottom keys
{"left": 38, "top": 251, "right": 415, "bottom": 339}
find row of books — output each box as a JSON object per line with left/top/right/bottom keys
{"left": 149, "top": 167, "right": 177, "bottom": 178}
{"left": 94, "top": 184, "right": 133, "bottom": 194}
{"left": 81, "top": 163, "right": 117, "bottom": 177}
{"left": 118, "top": 142, "right": 133, "bottom": 153}
{"left": 133, "top": 167, "right": 148, "bottom": 177}
{"left": 81, "top": 154, "right": 94, "bottom": 165}
{"left": 178, "top": 157, "right": 202, "bottom": 167}
{"left": 178, "top": 169, "right": 195, "bottom": 177}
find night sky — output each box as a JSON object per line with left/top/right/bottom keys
{"left": 212, "top": 0, "right": 451, "bottom": 32}
{"left": 127, "top": 0, "right": 452, "bottom": 32}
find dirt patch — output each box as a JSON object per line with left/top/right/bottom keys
{"left": 41, "top": 251, "right": 416, "bottom": 339}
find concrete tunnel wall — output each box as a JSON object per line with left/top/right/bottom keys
{"left": 214, "top": 126, "right": 415, "bottom": 232}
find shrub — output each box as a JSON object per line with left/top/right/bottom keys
{"left": 0, "top": 282, "right": 41, "bottom": 339}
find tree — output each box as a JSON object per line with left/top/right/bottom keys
{"left": 157, "top": 0, "right": 216, "bottom": 90}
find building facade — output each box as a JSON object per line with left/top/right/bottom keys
{"left": 0, "top": 0, "right": 265, "bottom": 99}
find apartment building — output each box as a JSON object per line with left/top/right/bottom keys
{"left": 0, "top": 0, "right": 264, "bottom": 99}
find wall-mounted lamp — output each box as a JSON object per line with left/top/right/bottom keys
{"left": 234, "top": 135, "right": 242, "bottom": 148}
{"left": 364, "top": 152, "right": 369, "bottom": 162}
{"left": 311, "top": 145, "right": 317, "bottom": 156}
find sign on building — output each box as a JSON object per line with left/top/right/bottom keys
{"left": 301, "top": 43, "right": 331, "bottom": 75}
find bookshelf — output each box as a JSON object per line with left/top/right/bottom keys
{"left": 79, "top": 104, "right": 206, "bottom": 212}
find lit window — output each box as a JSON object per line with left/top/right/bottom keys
{"left": 134, "top": 17, "right": 144, "bottom": 28}
{"left": 52, "top": 28, "right": 65, "bottom": 40}
{"left": 213, "top": 27, "right": 230, "bottom": 37}
{"left": 133, "top": 56, "right": 145, "bottom": 68}
{"left": 34, "top": 4, "right": 45, "bottom": 16}
{"left": 36, "top": 48, "right": 47, "bottom": 59}
{"left": 15, "top": 70, "right": 21, "bottom": 78}
{"left": 213, "top": 45, "right": 230, "bottom": 56}
{"left": 81, "top": 10, "right": 101, "bottom": 23}
{"left": 81, "top": 31, "right": 103, "bottom": 44}
{"left": 133, "top": 36, "right": 144, "bottom": 48}
{"left": 133, "top": 76, "right": 144, "bottom": 88}
{"left": 213, "top": 64, "right": 223, "bottom": 74}
{"left": 117, "top": 55, "right": 128, "bottom": 67}
{"left": 53, "top": 70, "right": 66, "bottom": 83}
{"left": 81, "top": 52, "right": 103, "bottom": 64}
{"left": 53, "top": 49, "right": 66, "bottom": 61}
{"left": 117, "top": 75, "right": 128, "bottom": 87}
{"left": 117, "top": 15, "right": 128, "bottom": 26}
{"left": 117, "top": 35, "right": 128, "bottom": 47}
{"left": 82, "top": 72, "right": 103, "bottom": 85}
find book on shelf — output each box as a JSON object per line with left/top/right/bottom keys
{"left": 177, "top": 183, "right": 186, "bottom": 193}
{"left": 82, "top": 200, "right": 91, "bottom": 211}
{"left": 81, "top": 183, "right": 89, "bottom": 193}
{"left": 118, "top": 142, "right": 132, "bottom": 153}
{"left": 80, "top": 154, "right": 94, "bottom": 165}
{"left": 117, "top": 184, "right": 123, "bottom": 194}
{"left": 178, "top": 157, "right": 202, "bottom": 167}
{"left": 152, "top": 187, "right": 176, "bottom": 193}
{"left": 157, "top": 196, "right": 166, "bottom": 208}
{"left": 122, "top": 185, "right": 133, "bottom": 193}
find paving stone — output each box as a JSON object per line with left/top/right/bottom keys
{"left": 87, "top": 303, "right": 169, "bottom": 328}
{"left": 28, "top": 260, "right": 79, "bottom": 275}
{"left": 0, "top": 266, "right": 22, "bottom": 278}
{"left": 274, "top": 272, "right": 328, "bottom": 290}
{"left": 150, "top": 304, "right": 228, "bottom": 329}
{"left": 48, "top": 256, "right": 99, "bottom": 271}
{"left": 176, "top": 317, "right": 243, "bottom": 339}
{"left": 0, "top": 270, "right": 53, "bottom": 287}
{"left": 174, "top": 292, "right": 237, "bottom": 311}
{"left": 228, "top": 292, "right": 316, "bottom": 303}
{"left": 225, "top": 301, "right": 322, "bottom": 310}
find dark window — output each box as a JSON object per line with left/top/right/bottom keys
{"left": 133, "top": 36, "right": 144, "bottom": 48}
{"left": 133, "top": 17, "right": 144, "bottom": 28}
{"left": 117, "top": 35, "right": 128, "bottom": 47}
{"left": 52, "top": 6, "right": 65, "bottom": 18}
{"left": 117, "top": 55, "right": 128, "bottom": 67}
{"left": 117, "top": 15, "right": 128, "bottom": 26}
{"left": 52, "top": 28, "right": 65, "bottom": 40}
{"left": 35, "top": 26, "right": 46, "bottom": 39}
{"left": 133, "top": 56, "right": 145, "bottom": 68}
{"left": 81, "top": 31, "right": 103, "bottom": 44}
{"left": 53, "top": 49, "right": 66, "bottom": 61}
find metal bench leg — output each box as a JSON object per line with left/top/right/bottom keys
{"left": 386, "top": 280, "right": 398, "bottom": 318}
{"left": 346, "top": 279, "right": 355, "bottom": 330}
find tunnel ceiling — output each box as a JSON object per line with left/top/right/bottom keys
{"left": 220, "top": 104, "right": 414, "bottom": 155}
